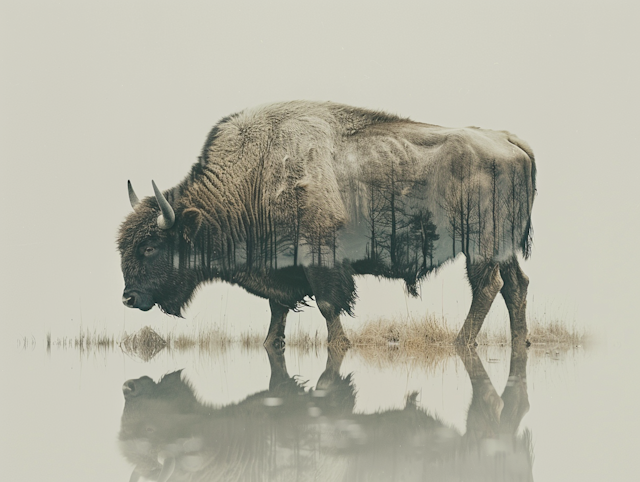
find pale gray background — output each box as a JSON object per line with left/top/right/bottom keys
{"left": 2, "top": 3, "right": 640, "bottom": 481}
{"left": 1, "top": 0, "right": 638, "bottom": 343}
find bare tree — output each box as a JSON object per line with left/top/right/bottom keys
{"left": 362, "top": 170, "right": 386, "bottom": 263}
{"left": 409, "top": 209, "right": 439, "bottom": 273}
{"left": 442, "top": 158, "right": 479, "bottom": 257}
{"left": 489, "top": 159, "right": 501, "bottom": 256}
{"left": 502, "top": 164, "right": 525, "bottom": 253}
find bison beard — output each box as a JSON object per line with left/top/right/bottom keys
{"left": 156, "top": 293, "right": 191, "bottom": 317}
{"left": 144, "top": 267, "right": 201, "bottom": 318}
{"left": 117, "top": 100, "right": 536, "bottom": 347}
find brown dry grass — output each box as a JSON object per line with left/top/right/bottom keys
{"left": 342, "top": 314, "right": 587, "bottom": 368}
{"left": 41, "top": 328, "right": 117, "bottom": 351}
{"left": 166, "top": 326, "right": 233, "bottom": 353}
{"left": 527, "top": 319, "right": 586, "bottom": 346}
{"left": 348, "top": 314, "right": 456, "bottom": 348}
{"left": 346, "top": 315, "right": 456, "bottom": 368}
{"left": 36, "top": 313, "right": 587, "bottom": 363}
{"left": 345, "top": 314, "right": 586, "bottom": 349}
{"left": 287, "top": 329, "right": 324, "bottom": 351}
{"left": 240, "top": 331, "right": 263, "bottom": 349}
{"left": 121, "top": 326, "right": 166, "bottom": 361}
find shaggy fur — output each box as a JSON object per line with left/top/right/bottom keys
{"left": 118, "top": 101, "right": 537, "bottom": 345}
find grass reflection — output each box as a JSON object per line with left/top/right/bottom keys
{"left": 30, "top": 313, "right": 586, "bottom": 365}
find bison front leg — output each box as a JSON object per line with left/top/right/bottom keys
{"left": 264, "top": 299, "right": 288, "bottom": 350}
{"left": 455, "top": 260, "right": 503, "bottom": 346}
{"left": 316, "top": 301, "right": 351, "bottom": 347}
{"left": 499, "top": 256, "right": 530, "bottom": 346}
{"left": 304, "top": 265, "right": 355, "bottom": 347}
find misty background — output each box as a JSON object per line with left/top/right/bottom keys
{"left": 1, "top": 0, "right": 638, "bottom": 347}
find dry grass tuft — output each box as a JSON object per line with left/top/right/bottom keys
{"left": 344, "top": 314, "right": 587, "bottom": 366}
{"left": 527, "top": 319, "right": 586, "bottom": 346}
{"left": 38, "top": 329, "right": 116, "bottom": 352}
{"left": 287, "top": 329, "right": 324, "bottom": 352}
{"left": 475, "top": 328, "right": 510, "bottom": 346}
{"left": 166, "top": 326, "right": 233, "bottom": 353}
{"left": 121, "top": 326, "right": 166, "bottom": 361}
{"left": 34, "top": 311, "right": 588, "bottom": 364}
{"left": 83, "top": 330, "right": 116, "bottom": 349}
{"left": 240, "top": 331, "right": 263, "bottom": 349}
{"left": 348, "top": 314, "right": 456, "bottom": 349}
{"left": 346, "top": 315, "right": 457, "bottom": 367}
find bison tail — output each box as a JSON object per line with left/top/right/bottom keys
{"left": 520, "top": 152, "right": 537, "bottom": 260}
{"left": 520, "top": 218, "right": 533, "bottom": 260}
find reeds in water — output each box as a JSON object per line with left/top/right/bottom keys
{"left": 31, "top": 312, "right": 588, "bottom": 361}
{"left": 121, "top": 326, "right": 166, "bottom": 361}
{"left": 40, "top": 328, "right": 116, "bottom": 351}
{"left": 348, "top": 314, "right": 456, "bottom": 348}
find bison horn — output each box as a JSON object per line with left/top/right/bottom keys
{"left": 127, "top": 180, "right": 140, "bottom": 209}
{"left": 128, "top": 467, "right": 141, "bottom": 482}
{"left": 152, "top": 180, "right": 175, "bottom": 230}
{"left": 157, "top": 454, "right": 176, "bottom": 482}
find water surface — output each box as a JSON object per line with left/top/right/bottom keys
{"left": 5, "top": 339, "right": 636, "bottom": 481}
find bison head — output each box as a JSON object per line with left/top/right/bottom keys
{"left": 117, "top": 181, "right": 206, "bottom": 317}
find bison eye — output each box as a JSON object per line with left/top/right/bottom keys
{"left": 144, "top": 247, "right": 156, "bottom": 256}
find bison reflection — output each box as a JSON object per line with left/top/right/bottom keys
{"left": 118, "top": 101, "right": 536, "bottom": 346}
{"left": 119, "top": 346, "right": 532, "bottom": 481}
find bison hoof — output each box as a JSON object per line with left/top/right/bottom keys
{"left": 263, "top": 336, "right": 285, "bottom": 352}
{"left": 511, "top": 336, "right": 531, "bottom": 348}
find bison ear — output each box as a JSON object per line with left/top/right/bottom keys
{"left": 182, "top": 208, "right": 203, "bottom": 243}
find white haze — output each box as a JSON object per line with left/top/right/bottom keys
{"left": 1, "top": 3, "right": 639, "bottom": 482}
{"left": 0, "top": 0, "right": 638, "bottom": 347}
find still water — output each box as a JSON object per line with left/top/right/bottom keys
{"left": 3, "top": 340, "right": 637, "bottom": 481}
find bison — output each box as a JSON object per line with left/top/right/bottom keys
{"left": 119, "top": 345, "right": 532, "bottom": 481}
{"left": 118, "top": 101, "right": 536, "bottom": 346}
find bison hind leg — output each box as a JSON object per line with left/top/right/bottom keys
{"left": 455, "top": 259, "right": 503, "bottom": 346}
{"left": 499, "top": 256, "right": 530, "bottom": 346}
